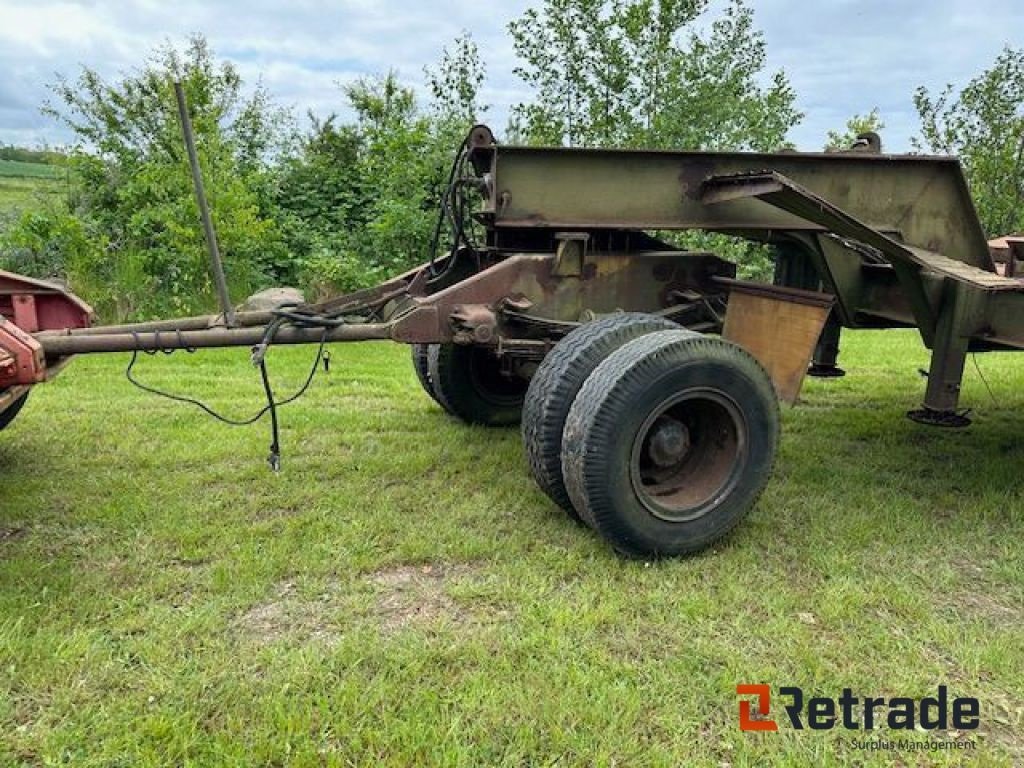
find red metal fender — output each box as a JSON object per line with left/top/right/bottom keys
{"left": 0, "top": 271, "right": 93, "bottom": 396}
{"left": 0, "top": 270, "right": 93, "bottom": 332}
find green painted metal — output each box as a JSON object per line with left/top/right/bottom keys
{"left": 483, "top": 146, "right": 992, "bottom": 270}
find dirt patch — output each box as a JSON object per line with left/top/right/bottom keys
{"left": 247, "top": 506, "right": 305, "bottom": 523}
{"left": 0, "top": 527, "right": 25, "bottom": 544}
{"left": 366, "top": 563, "right": 495, "bottom": 634}
{"left": 949, "top": 590, "right": 1022, "bottom": 623}
{"left": 976, "top": 688, "right": 1024, "bottom": 762}
{"left": 236, "top": 563, "right": 501, "bottom": 645}
{"left": 236, "top": 581, "right": 341, "bottom": 647}
{"left": 947, "top": 557, "right": 1024, "bottom": 623}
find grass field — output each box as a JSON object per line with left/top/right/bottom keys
{"left": 0, "top": 160, "right": 62, "bottom": 180}
{"left": 0, "top": 160, "right": 65, "bottom": 211}
{"left": 1, "top": 329, "right": 1023, "bottom": 766}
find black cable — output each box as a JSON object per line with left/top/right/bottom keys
{"left": 971, "top": 353, "right": 999, "bottom": 407}
{"left": 259, "top": 356, "right": 281, "bottom": 471}
{"left": 271, "top": 308, "right": 347, "bottom": 328}
{"left": 125, "top": 333, "right": 327, "bottom": 429}
{"left": 427, "top": 143, "right": 467, "bottom": 276}
{"left": 426, "top": 127, "right": 483, "bottom": 279}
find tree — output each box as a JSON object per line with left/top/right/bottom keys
{"left": 20, "top": 35, "right": 292, "bottom": 320}
{"left": 425, "top": 32, "right": 488, "bottom": 128}
{"left": 913, "top": 46, "right": 1024, "bottom": 237}
{"left": 271, "top": 114, "right": 368, "bottom": 274}
{"left": 275, "top": 46, "right": 490, "bottom": 299}
{"left": 825, "top": 108, "right": 885, "bottom": 151}
{"left": 346, "top": 73, "right": 445, "bottom": 278}
{"left": 507, "top": 0, "right": 801, "bottom": 150}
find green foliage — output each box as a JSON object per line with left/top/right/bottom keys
{"left": 914, "top": 46, "right": 1024, "bottom": 237}
{"left": 0, "top": 204, "right": 102, "bottom": 280}
{"left": 0, "top": 36, "right": 291, "bottom": 321}
{"left": 507, "top": 0, "right": 802, "bottom": 150}
{"left": 275, "top": 39, "right": 488, "bottom": 299}
{"left": 825, "top": 108, "right": 885, "bottom": 151}
{"left": 426, "top": 32, "right": 488, "bottom": 127}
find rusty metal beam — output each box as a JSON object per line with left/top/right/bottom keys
{"left": 38, "top": 322, "right": 392, "bottom": 358}
{"left": 37, "top": 310, "right": 277, "bottom": 338}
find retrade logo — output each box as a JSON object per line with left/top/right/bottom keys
{"left": 736, "top": 684, "right": 778, "bottom": 731}
{"left": 736, "top": 685, "right": 980, "bottom": 732}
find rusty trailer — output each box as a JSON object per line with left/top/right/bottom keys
{"left": 3, "top": 122, "right": 1022, "bottom": 557}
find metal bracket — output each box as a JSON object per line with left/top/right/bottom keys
{"left": 0, "top": 316, "right": 46, "bottom": 386}
{"left": 553, "top": 232, "right": 589, "bottom": 277}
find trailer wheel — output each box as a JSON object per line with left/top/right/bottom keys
{"left": 428, "top": 344, "right": 527, "bottom": 426}
{"left": 522, "top": 313, "right": 680, "bottom": 521}
{"left": 411, "top": 343, "right": 444, "bottom": 406}
{"left": 561, "top": 330, "right": 779, "bottom": 557}
{"left": 0, "top": 390, "right": 29, "bottom": 432}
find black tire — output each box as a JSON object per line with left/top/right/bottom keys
{"left": 561, "top": 330, "right": 780, "bottom": 558}
{"left": 521, "top": 313, "right": 679, "bottom": 521}
{"left": 0, "top": 390, "right": 29, "bottom": 432}
{"left": 428, "top": 344, "right": 527, "bottom": 426}
{"left": 411, "top": 343, "right": 444, "bottom": 406}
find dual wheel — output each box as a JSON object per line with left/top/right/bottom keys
{"left": 408, "top": 313, "right": 779, "bottom": 558}
{"left": 411, "top": 343, "right": 527, "bottom": 426}
{"left": 521, "top": 314, "right": 780, "bottom": 558}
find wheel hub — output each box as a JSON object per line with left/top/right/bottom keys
{"left": 630, "top": 390, "right": 747, "bottom": 523}
{"left": 645, "top": 417, "right": 691, "bottom": 467}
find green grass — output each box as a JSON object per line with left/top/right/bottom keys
{"left": 0, "top": 160, "right": 62, "bottom": 180}
{"left": 0, "top": 160, "right": 65, "bottom": 211}
{"left": 1, "top": 330, "right": 1022, "bottom": 766}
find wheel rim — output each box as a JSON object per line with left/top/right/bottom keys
{"left": 467, "top": 348, "right": 528, "bottom": 407}
{"left": 629, "top": 388, "right": 748, "bottom": 522}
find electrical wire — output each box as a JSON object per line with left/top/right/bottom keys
{"left": 971, "top": 353, "right": 999, "bottom": 407}
{"left": 426, "top": 127, "right": 487, "bottom": 282}
{"left": 124, "top": 131, "right": 486, "bottom": 468}
{"left": 125, "top": 332, "right": 327, "bottom": 470}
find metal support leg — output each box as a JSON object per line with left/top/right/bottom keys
{"left": 773, "top": 243, "right": 846, "bottom": 379}
{"left": 808, "top": 311, "right": 846, "bottom": 378}
{"left": 908, "top": 281, "right": 972, "bottom": 427}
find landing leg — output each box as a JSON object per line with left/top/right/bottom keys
{"left": 808, "top": 312, "right": 846, "bottom": 378}
{"left": 908, "top": 282, "right": 972, "bottom": 428}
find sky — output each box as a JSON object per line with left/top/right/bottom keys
{"left": 0, "top": 0, "right": 1021, "bottom": 153}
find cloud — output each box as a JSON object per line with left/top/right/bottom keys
{"left": 0, "top": 0, "right": 1020, "bottom": 152}
{"left": 753, "top": 0, "right": 1024, "bottom": 149}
